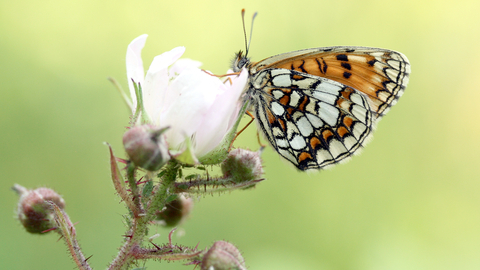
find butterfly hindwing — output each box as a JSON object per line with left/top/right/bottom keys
{"left": 247, "top": 68, "right": 375, "bottom": 170}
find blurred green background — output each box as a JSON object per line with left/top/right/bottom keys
{"left": 2, "top": 0, "right": 479, "bottom": 269}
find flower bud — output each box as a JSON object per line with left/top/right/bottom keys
{"left": 154, "top": 195, "right": 193, "bottom": 227}
{"left": 221, "top": 148, "right": 264, "bottom": 183}
{"left": 123, "top": 125, "right": 170, "bottom": 171}
{"left": 12, "top": 184, "right": 65, "bottom": 234}
{"left": 201, "top": 241, "right": 246, "bottom": 270}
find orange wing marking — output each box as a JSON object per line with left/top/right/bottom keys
{"left": 269, "top": 53, "right": 396, "bottom": 114}
{"left": 298, "top": 152, "right": 313, "bottom": 163}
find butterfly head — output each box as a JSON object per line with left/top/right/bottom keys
{"left": 232, "top": 50, "right": 250, "bottom": 72}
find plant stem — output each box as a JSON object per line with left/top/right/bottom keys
{"left": 107, "top": 160, "right": 179, "bottom": 270}
{"left": 146, "top": 160, "right": 179, "bottom": 220}
{"left": 126, "top": 162, "right": 145, "bottom": 216}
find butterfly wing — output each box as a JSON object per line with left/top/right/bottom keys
{"left": 250, "top": 46, "right": 411, "bottom": 118}
{"left": 247, "top": 68, "right": 375, "bottom": 170}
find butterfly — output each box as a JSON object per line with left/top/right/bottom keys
{"left": 232, "top": 46, "right": 410, "bottom": 171}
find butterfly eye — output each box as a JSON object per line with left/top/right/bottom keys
{"left": 232, "top": 51, "right": 249, "bottom": 72}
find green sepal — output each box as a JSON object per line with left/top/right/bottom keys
{"left": 131, "top": 79, "right": 151, "bottom": 125}
{"left": 173, "top": 136, "right": 199, "bottom": 165}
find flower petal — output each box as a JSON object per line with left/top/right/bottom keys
{"left": 126, "top": 34, "right": 148, "bottom": 113}
{"left": 143, "top": 46, "right": 186, "bottom": 122}
{"left": 194, "top": 69, "right": 248, "bottom": 156}
{"left": 169, "top": 58, "right": 202, "bottom": 77}
{"left": 160, "top": 68, "right": 224, "bottom": 148}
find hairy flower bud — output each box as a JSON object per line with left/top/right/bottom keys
{"left": 12, "top": 184, "right": 65, "bottom": 234}
{"left": 221, "top": 148, "right": 264, "bottom": 183}
{"left": 123, "top": 125, "right": 170, "bottom": 171}
{"left": 154, "top": 195, "right": 193, "bottom": 227}
{"left": 201, "top": 241, "right": 246, "bottom": 270}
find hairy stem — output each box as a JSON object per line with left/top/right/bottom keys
{"left": 126, "top": 162, "right": 145, "bottom": 217}
{"left": 108, "top": 160, "right": 179, "bottom": 270}
{"left": 50, "top": 202, "right": 92, "bottom": 270}
{"left": 146, "top": 160, "right": 179, "bottom": 220}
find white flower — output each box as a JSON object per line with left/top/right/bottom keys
{"left": 126, "top": 34, "right": 248, "bottom": 164}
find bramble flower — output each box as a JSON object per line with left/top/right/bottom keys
{"left": 126, "top": 34, "right": 248, "bottom": 165}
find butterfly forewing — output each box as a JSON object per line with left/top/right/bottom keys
{"left": 238, "top": 46, "right": 410, "bottom": 170}
{"left": 250, "top": 46, "right": 410, "bottom": 118}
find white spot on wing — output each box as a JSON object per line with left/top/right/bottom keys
{"left": 343, "top": 136, "right": 358, "bottom": 150}
{"left": 306, "top": 113, "right": 323, "bottom": 128}
{"left": 351, "top": 104, "right": 368, "bottom": 124}
{"left": 271, "top": 90, "right": 284, "bottom": 100}
{"left": 290, "top": 135, "right": 306, "bottom": 150}
{"left": 271, "top": 102, "right": 285, "bottom": 116}
{"left": 386, "top": 59, "right": 401, "bottom": 69}
{"left": 385, "top": 68, "right": 399, "bottom": 82}
{"left": 328, "top": 139, "right": 348, "bottom": 159}
{"left": 318, "top": 104, "right": 339, "bottom": 126}
{"left": 312, "top": 91, "right": 337, "bottom": 105}
{"left": 289, "top": 91, "right": 301, "bottom": 107}
{"left": 270, "top": 69, "right": 291, "bottom": 77}
{"left": 292, "top": 78, "right": 316, "bottom": 88}
{"left": 276, "top": 138, "right": 289, "bottom": 148}
{"left": 272, "top": 74, "right": 291, "bottom": 87}
{"left": 352, "top": 122, "right": 367, "bottom": 140}
{"left": 296, "top": 116, "right": 314, "bottom": 137}
{"left": 316, "top": 81, "right": 342, "bottom": 95}
{"left": 350, "top": 92, "right": 366, "bottom": 106}
{"left": 316, "top": 149, "right": 333, "bottom": 165}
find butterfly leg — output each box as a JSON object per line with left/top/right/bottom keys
{"left": 201, "top": 69, "right": 241, "bottom": 77}
{"left": 201, "top": 69, "right": 243, "bottom": 85}
{"left": 223, "top": 77, "right": 233, "bottom": 85}
{"left": 256, "top": 127, "right": 266, "bottom": 148}
{"left": 228, "top": 111, "right": 256, "bottom": 151}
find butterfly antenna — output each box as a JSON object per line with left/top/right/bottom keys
{"left": 246, "top": 11, "right": 258, "bottom": 57}
{"left": 241, "top": 9, "right": 248, "bottom": 55}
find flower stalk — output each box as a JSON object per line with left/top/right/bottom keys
{"left": 50, "top": 202, "right": 92, "bottom": 270}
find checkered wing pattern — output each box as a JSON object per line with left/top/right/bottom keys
{"left": 235, "top": 46, "right": 410, "bottom": 170}
{"left": 248, "top": 69, "right": 375, "bottom": 170}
